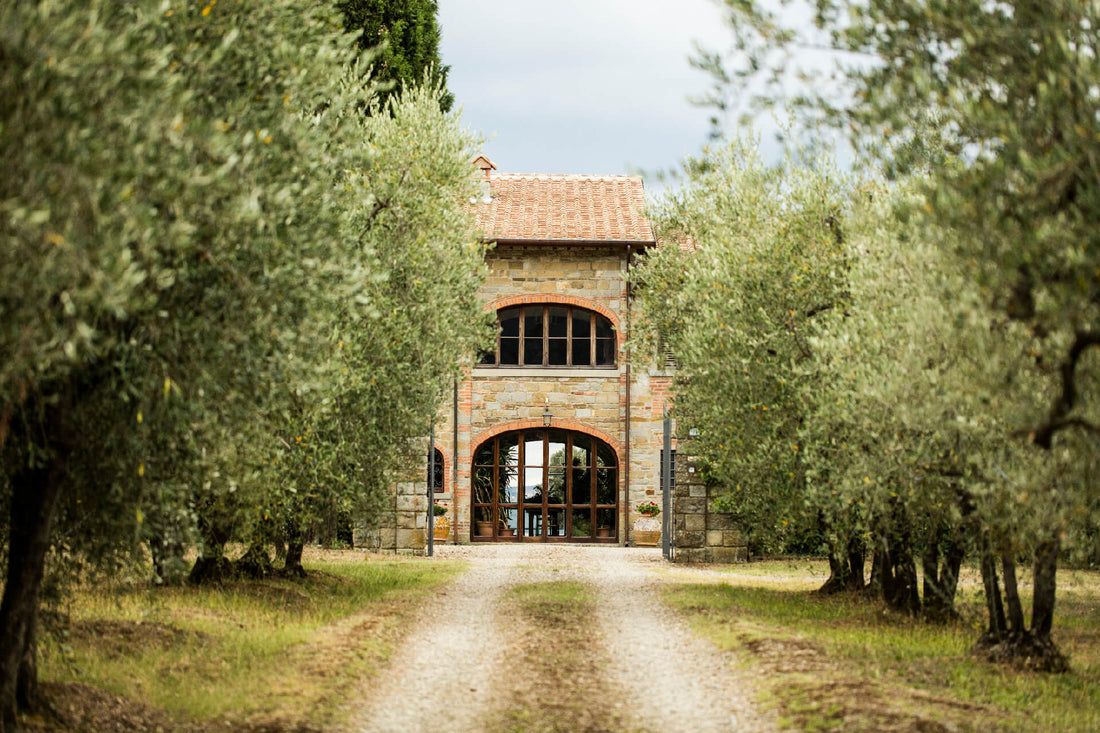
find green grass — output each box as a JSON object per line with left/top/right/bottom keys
{"left": 663, "top": 562, "right": 1100, "bottom": 732}
{"left": 41, "top": 554, "right": 464, "bottom": 728}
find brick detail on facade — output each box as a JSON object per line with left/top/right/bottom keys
{"left": 483, "top": 292, "right": 621, "bottom": 331}
{"left": 470, "top": 418, "right": 620, "bottom": 460}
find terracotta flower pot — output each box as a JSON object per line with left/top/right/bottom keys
{"left": 633, "top": 515, "right": 662, "bottom": 546}
{"left": 476, "top": 520, "right": 493, "bottom": 537}
{"left": 433, "top": 516, "right": 449, "bottom": 541}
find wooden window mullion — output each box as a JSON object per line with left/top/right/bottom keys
{"left": 566, "top": 307, "right": 573, "bottom": 366}
{"left": 542, "top": 305, "right": 549, "bottom": 366}
{"left": 518, "top": 306, "right": 526, "bottom": 366}
{"left": 591, "top": 316, "right": 597, "bottom": 365}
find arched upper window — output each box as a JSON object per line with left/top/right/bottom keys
{"left": 479, "top": 304, "right": 616, "bottom": 367}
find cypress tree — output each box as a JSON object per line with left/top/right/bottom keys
{"left": 337, "top": 0, "right": 454, "bottom": 112}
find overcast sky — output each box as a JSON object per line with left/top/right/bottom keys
{"left": 437, "top": 1, "right": 732, "bottom": 188}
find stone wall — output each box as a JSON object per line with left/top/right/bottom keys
{"left": 671, "top": 450, "right": 747, "bottom": 563}
{"left": 352, "top": 440, "right": 430, "bottom": 554}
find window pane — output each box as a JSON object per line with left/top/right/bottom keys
{"left": 548, "top": 338, "right": 567, "bottom": 365}
{"left": 524, "top": 466, "right": 543, "bottom": 502}
{"left": 478, "top": 348, "right": 496, "bottom": 365}
{"left": 596, "top": 337, "right": 616, "bottom": 366}
{"left": 571, "top": 435, "right": 591, "bottom": 467}
{"left": 498, "top": 506, "right": 518, "bottom": 536}
{"left": 473, "top": 429, "right": 619, "bottom": 542}
{"left": 500, "top": 337, "right": 519, "bottom": 364}
{"left": 596, "top": 508, "right": 616, "bottom": 536}
{"left": 500, "top": 435, "right": 519, "bottom": 467}
{"left": 474, "top": 466, "right": 494, "bottom": 504}
{"left": 524, "top": 337, "right": 543, "bottom": 365}
{"left": 547, "top": 507, "right": 566, "bottom": 537}
{"left": 548, "top": 307, "right": 568, "bottom": 337}
{"left": 500, "top": 469, "right": 518, "bottom": 503}
{"left": 500, "top": 308, "right": 520, "bottom": 337}
{"left": 597, "top": 468, "right": 616, "bottom": 503}
{"left": 572, "top": 337, "right": 591, "bottom": 365}
{"left": 548, "top": 468, "right": 566, "bottom": 504}
{"left": 570, "top": 509, "right": 592, "bottom": 538}
{"left": 524, "top": 434, "right": 544, "bottom": 466}
{"left": 571, "top": 468, "right": 591, "bottom": 504}
{"left": 523, "top": 507, "right": 542, "bottom": 537}
{"left": 548, "top": 431, "right": 566, "bottom": 465}
{"left": 524, "top": 309, "right": 543, "bottom": 339}
{"left": 595, "top": 317, "right": 613, "bottom": 339}
{"left": 572, "top": 311, "right": 590, "bottom": 337}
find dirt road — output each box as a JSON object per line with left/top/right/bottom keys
{"left": 350, "top": 545, "right": 774, "bottom": 732}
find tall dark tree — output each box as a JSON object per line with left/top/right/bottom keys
{"left": 337, "top": 0, "right": 454, "bottom": 112}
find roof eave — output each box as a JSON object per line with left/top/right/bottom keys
{"left": 485, "top": 237, "right": 657, "bottom": 249}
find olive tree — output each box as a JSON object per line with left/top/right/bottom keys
{"left": 701, "top": 0, "right": 1100, "bottom": 667}
{"left": 0, "top": 0, "right": 486, "bottom": 725}
{"left": 264, "top": 85, "right": 490, "bottom": 574}
{"left": 632, "top": 138, "right": 854, "bottom": 558}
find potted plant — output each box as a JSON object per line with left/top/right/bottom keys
{"left": 475, "top": 515, "right": 494, "bottom": 537}
{"left": 634, "top": 500, "right": 662, "bottom": 546}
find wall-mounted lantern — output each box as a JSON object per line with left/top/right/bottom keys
{"left": 542, "top": 399, "right": 553, "bottom": 427}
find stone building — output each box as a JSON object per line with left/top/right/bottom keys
{"left": 358, "top": 156, "right": 743, "bottom": 559}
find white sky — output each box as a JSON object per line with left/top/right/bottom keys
{"left": 437, "top": 0, "right": 733, "bottom": 188}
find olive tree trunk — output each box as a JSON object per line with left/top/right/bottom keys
{"left": 0, "top": 395, "right": 74, "bottom": 731}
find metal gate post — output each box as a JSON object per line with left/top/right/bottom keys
{"left": 662, "top": 407, "right": 672, "bottom": 561}
{"left": 427, "top": 420, "right": 435, "bottom": 557}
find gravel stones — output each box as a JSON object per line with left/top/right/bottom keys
{"left": 351, "top": 545, "right": 774, "bottom": 732}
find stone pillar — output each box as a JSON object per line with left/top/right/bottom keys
{"left": 672, "top": 448, "right": 747, "bottom": 563}
{"left": 352, "top": 443, "right": 429, "bottom": 555}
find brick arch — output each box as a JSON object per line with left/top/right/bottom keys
{"left": 483, "top": 294, "right": 621, "bottom": 332}
{"left": 471, "top": 419, "right": 622, "bottom": 467}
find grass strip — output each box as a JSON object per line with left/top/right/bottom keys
{"left": 40, "top": 554, "right": 465, "bottom": 730}
{"left": 662, "top": 560, "right": 1100, "bottom": 732}
{"left": 484, "top": 580, "right": 642, "bottom": 733}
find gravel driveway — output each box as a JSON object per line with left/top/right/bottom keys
{"left": 350, "top": 545, "right": 774, "bottom": 732}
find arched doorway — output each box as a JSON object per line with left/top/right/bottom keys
{"left": 472, "top": 429, "right": 618, "bottom": 541}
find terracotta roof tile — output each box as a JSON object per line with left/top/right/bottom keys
{"left": 472, "top": 174, "right": 655, "bottom": 243}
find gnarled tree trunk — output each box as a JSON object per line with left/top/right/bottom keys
{"left": 819, "top": 535, "right": 865, "bottom": 594}
{"left": 878, "top": 505, "right": 920, "bottom": 615}
{"left": 1001, "top": 553, "right": 1025, "bottom": 635}
{"left": 234, "top": 540, "right": 274, "bottom": 579}
{"left": 0, "top": 394, "right": 74, "bottom": 731}
{"left": 921, "top": 521, "right": 966, "bottom": 620}
{"left": 280, "top": 515, "right": 309, "bottom": 578}
{"left": 979, "top": 546, "right": 1007, "bottom": 643}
